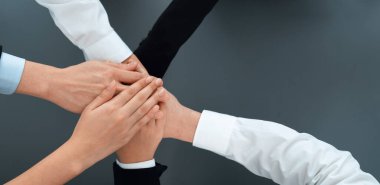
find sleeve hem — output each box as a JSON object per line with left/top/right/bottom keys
{"left": 116, "top": 159, "right": 156, "bottom": 169}
{"left": 193, "top": 110, "right": 236, "bottom": 156}
{"left": 83, "top": 30, "right": 133, "bottom": 63}
{"left": 0, "top": 53, "right": 26, "bottom": 95}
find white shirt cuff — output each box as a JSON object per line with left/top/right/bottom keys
{"left": 193, "top": 110, "right": 236, "bottom": 156}
{"left": 116, "top": 159, "right": 156, "bottom": 170}
{"left": 83, "top": 30, "right": 133, "bottom": 63}
{"left": 0, "top": 53, "right": 26, "bottom": 95}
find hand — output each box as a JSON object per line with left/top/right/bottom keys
{"left": 123, "top": 56, "right": 200, "bottom": 143}
{"left": 17, "top": 61, "right": 145, "bottom": 113}
{"left": 161, "top": 91, "right": 201, "bottom": 143}
{"left": 123, "top": 54, "right": 149, "bottom": 75}
{"left": 69, "top": 76, "right": 166, "bottom": 167}
{"left": 116, "top": 101, "right": 168, "bottom": 163}
{"left": 7, "top": 77, "right": 166, "bottom": 185}
{"left": 117, "top": 54, "right": 168, "bottom": 164}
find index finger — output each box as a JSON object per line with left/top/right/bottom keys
{"left": 105, "top": 76, "right": 155, "bottom": 108}
{"left": 114, "top": 69, "right": 145, "bottom": 84}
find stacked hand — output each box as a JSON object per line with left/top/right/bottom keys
{"left": 17, "top": 60, "right": 145, "bottom": 113}
{"left": 116, "top": 56, "right": 200, "bottom": 164}
{"left": 7, "top": 76, "right": 168, "bottom": 184}
{"left": 9, "top": 55, "right": 198, "bottom": 184}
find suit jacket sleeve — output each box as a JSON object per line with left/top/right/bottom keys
{"left": 134, "top": 0, "right": 219, "bottom": 78}
{"left": 113, "top": 162, "right": 167, "bottom": 185}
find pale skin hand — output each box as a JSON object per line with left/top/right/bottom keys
{"left": 117, "top": 88, "right": 202, "bottom": 166}
{"left": 6, "top": 77, "right": 166, "bottom": 185}
{"left": 123, "top": 54, "right": 149, "bottom": 75}
{"left": 117, "top": 54, "right": 201, "bottom": 165}
{"left": 116, "top": 101, "right": 168, "bottom": 163}
{"left": 118, "top": 54, "right": 170, "bottom": 164}
{"left": 16, "top": 60, "right": 144, "bottom": 113}
{"left": 161, "top": 92, "right": 201, "bottom": 143}
{"left": 117, "top": 54, "right": 200, "bottom": 164}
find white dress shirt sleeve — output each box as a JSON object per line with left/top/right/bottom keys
{"left": 0, "top": 53, "right": 25, "bottom": 95}
{"left": 116, "top": 159, "right": 156, "bottom": 170}
{"left": 36, "top": 0, "right": 132, "bottom": 63}
{"left": 193, "top": 110, "right": 379, "bottom": 185}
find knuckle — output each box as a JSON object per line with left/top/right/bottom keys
{"left": 139, "top": 104, "right": 150, "bottom": 114}
{"left": 114, "top": 113, "right": 125, "bottom": 123}
{"left": 106, "top": 104, "right": 117, "bottom": 112}
{"left": 135, "top": 108, "right": 144, "bottom": 118}
{"left": 126, "top": 87, "right": 136, "bottom": 96}
{"left": 104, "top": 69, "right": 115, "bottom": 79}
{"left": 136, "top": 94, "right": 146, "bottom": 102}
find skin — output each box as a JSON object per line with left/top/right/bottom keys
{"left": 13, "top": 53, "right": 198, "bottom": 176}
{"left": 117, "top": 55, "right": 164, "bottom": 164}
{"left": 6, "top": 76, "right": 167, "bottom": 185}
{"left": 16, "top": 60, "right": 144, "bottom": 113}
{"left": 117, "top": 56, "right": 201, "bottom": 164}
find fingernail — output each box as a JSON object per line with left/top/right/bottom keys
{"left": 146, "top": 76, "right": 153, "bottom": 83}
{"left": 129, "top": 61, "right": 136, "bottom": 65}
{"left": 158, "top": 88, "right": 165, "bottom": 96}
{"left": 155, "top": 78, "right": 162, "bottom": 85}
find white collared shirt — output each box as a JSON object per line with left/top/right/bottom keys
{"left": 36, "top": 0, "right": 132, "bottom": 63}
{"left": 193, "top": 110, "right": 379, "bottom": 185}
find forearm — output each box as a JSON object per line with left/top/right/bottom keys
{"left": 134, "top": 0, "right": 218, "bottom": 77}
{"left": 192, "top": 111, "right": 380, "bottom": 185}
{"left": 36, "top": 0, "right": 131, "bottom": 62}
{"left": 6, "top": 140, "right": 93, "bottom": 185}
{"left": 16, "top": 61, "right": 58, "bottom": 100}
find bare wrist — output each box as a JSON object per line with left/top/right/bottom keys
{"left": 63, "top": 139, "right": 98, "bottom": 174}
{"left": 116, "top": 154, "right": 154, "bottom": 164}
{"left": 16, "top": 61, "right": 60, "bottom": 100}
{"left": 170, "top": 106, "right": 201, "bottom": 143}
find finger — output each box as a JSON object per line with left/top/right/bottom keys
{"left": 155, "top": 103, "right": 166, "bottom": 127}
{"left": 105, "top": 61, "right": 138, "bottom": 71}
{"left": 122, "top": 79, "right": 163, "bottom": 117}
{"left": 137, "top": 63, "right": 149, "bottom": 75}
{"left": 114, "top": 69, "right": 145, "bottom": 84}
{"left": 146, "top": 119, "right": 156, "bottom": 129}
{"left": 157, "top": 88, "right": 169, "bottom": 103}
{"left": 85, "top": 80, "right": 117, "bottom": 110}
{"left": 127, "top": 105, "right": 160, "bottom": 135}
{"left": 127, "top": 87, "right": 165, "bottom": 124}
{"left": 106, "top": 76, "right": 155, "bottom": 108}
{"left": 155, "top": 110, "right": 164, "bottom": 120}
{"left": 116, "top": 82, "right": 129, "bottom": 92}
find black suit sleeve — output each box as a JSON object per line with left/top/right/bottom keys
{"left": 134, "top": 0, "right": 219, "bottom": 78}
{"left": 0, "top": 45, "right": 3, "bottom": 59}
{"left": 113, "top": 162, "right": 167, "bottom": 185}
{"left": 112, "top": 1, "right": 218, "bottom": 184}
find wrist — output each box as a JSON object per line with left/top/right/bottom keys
{"left": 63, "top": 138, "right": 99, "bottom": 174}
{"left": 169, "top": 106, "right": 201, "bottom": 143}
{"left": 116, "top": 152, "right": 154, "bottom": 164}
{"left": 16, "top": 61, "right": 59, "bottom": 100}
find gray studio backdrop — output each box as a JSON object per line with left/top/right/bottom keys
{"left": 1, "top": 0, "right": 379, "bottom": 184}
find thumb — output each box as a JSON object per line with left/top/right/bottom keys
{"left": 155, "top": 102, "right": 166, "bottom": 129}
{"left": 86, "top": 81, "right": 117, "bottom": 110}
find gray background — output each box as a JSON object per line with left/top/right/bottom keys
{"left": 1, "top": 0, "right": 379, "bottom": 184}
